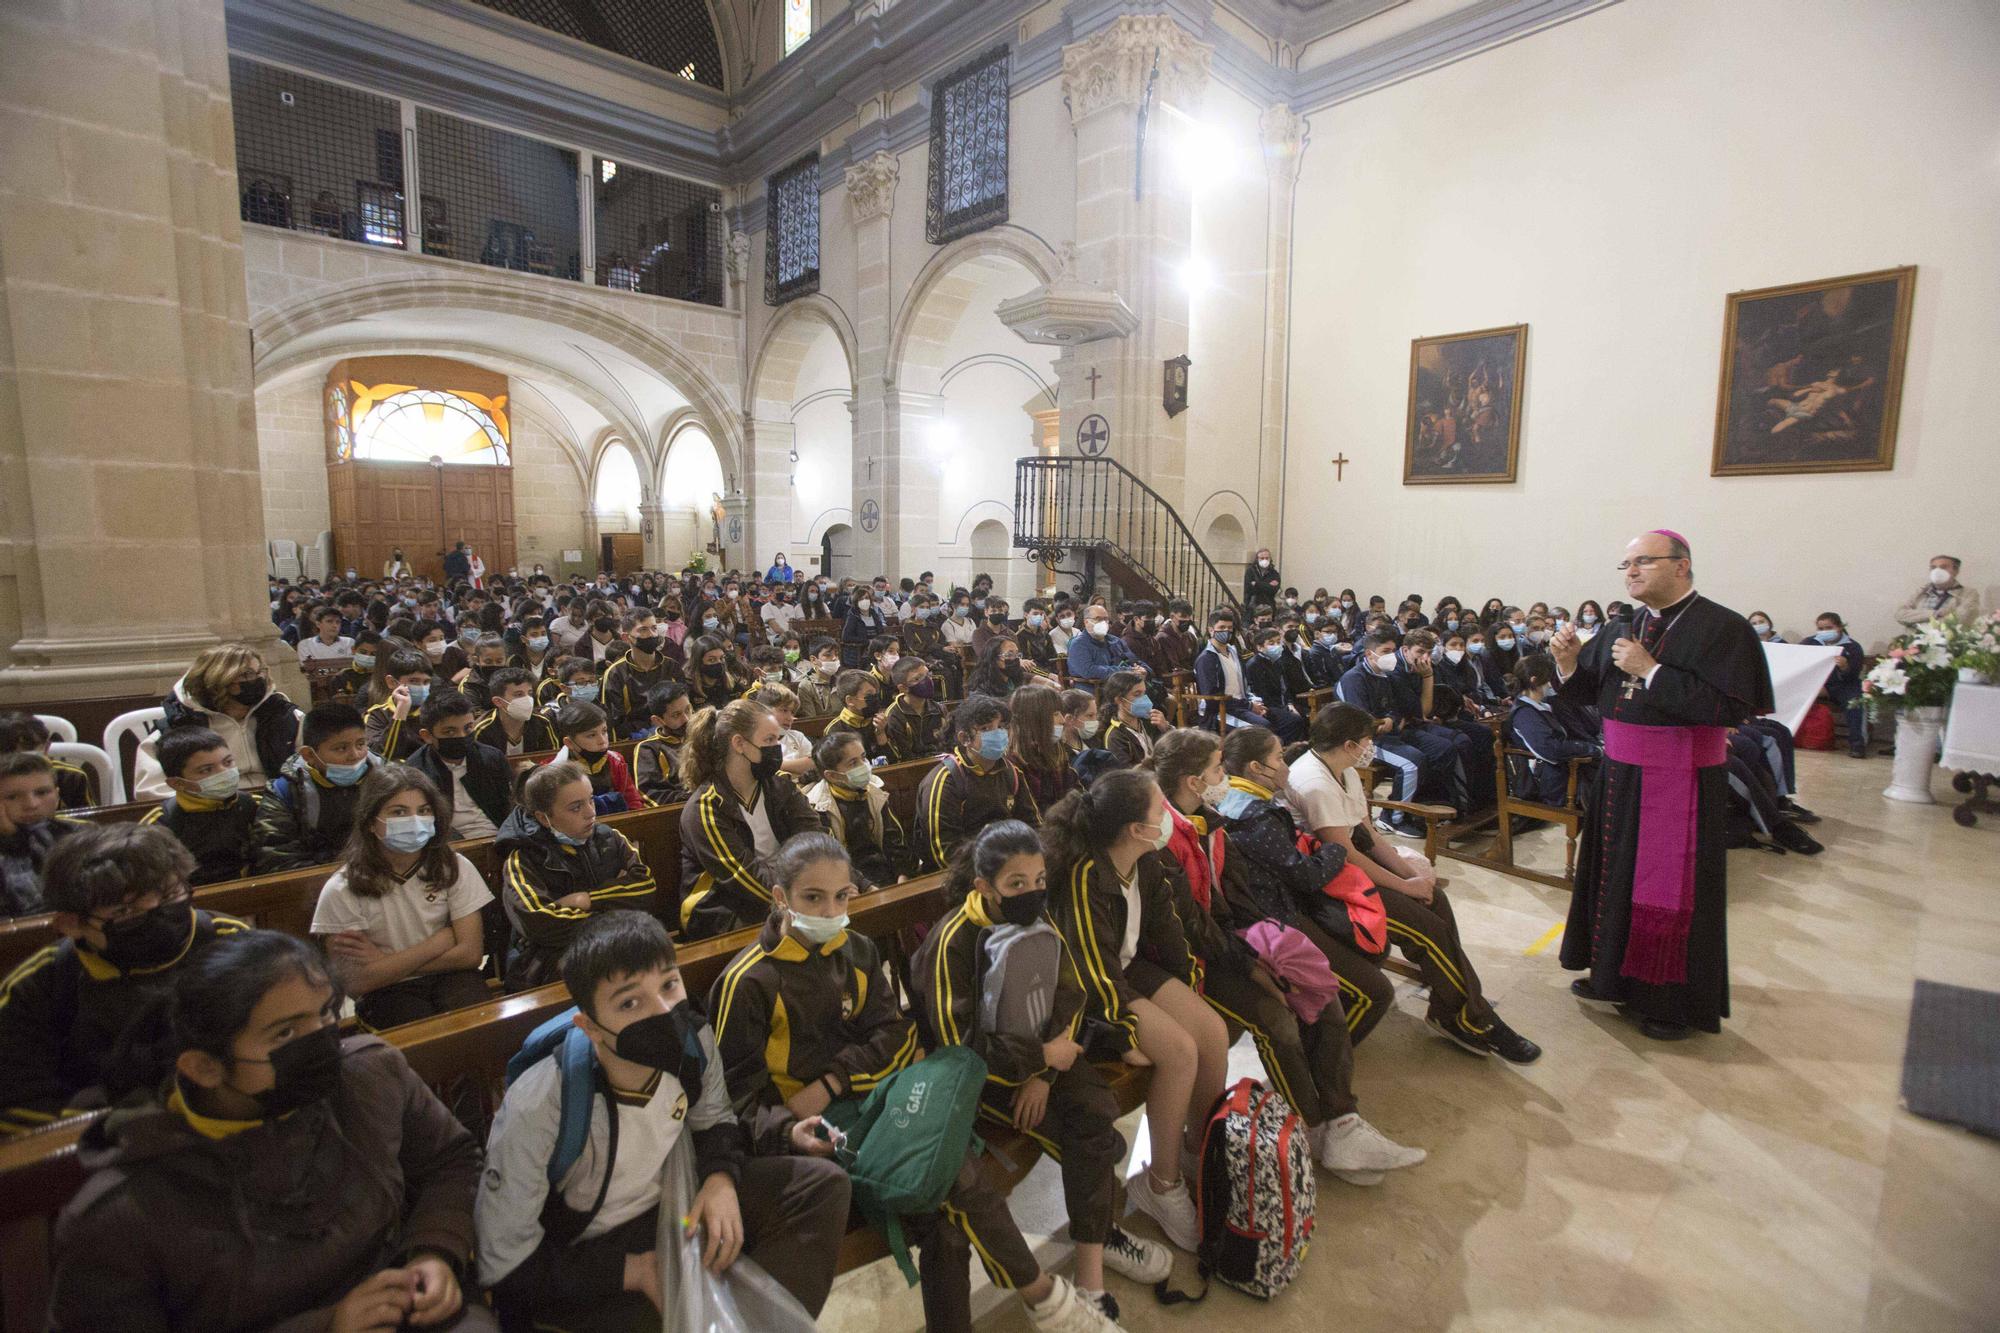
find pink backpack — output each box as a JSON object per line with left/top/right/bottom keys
{"left": 1236, "top": 921, "right": 1344, "bottom": 1025}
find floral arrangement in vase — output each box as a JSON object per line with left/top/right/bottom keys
{"left": 1944, "top": 610, "right": 2000, "bottom": 683}
{"left": 1865, "top": 611, "right": 2000, "bottom": 711}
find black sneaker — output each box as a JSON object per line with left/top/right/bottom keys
{"left": 1426, "top": 1011, "right": 1492, "bottom": 1057}
{"left": 1772, "top": 821, "right": 1823, "bottom": 855}
{"left": 1781, "top": 801, "right": 1820, "bottom": 824}
{"left": 1480, "top": 1016, "right": 1542, "bottom": 1065}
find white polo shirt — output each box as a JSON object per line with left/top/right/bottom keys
{"left": 1287, "top": 749, "right": 1371, "bottom": 834}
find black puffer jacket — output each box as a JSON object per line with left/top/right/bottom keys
{"left": 492, "top": 808, "right": 659, "bottom": 990}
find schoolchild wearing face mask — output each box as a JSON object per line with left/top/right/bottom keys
{"left": 676, "top": 700, "right": 825, "bottom": 941}
{"left": 494, "top": 762, "right": 659, "bottom": 992}
{"left": 482, "top": 911, "right": 850, "bottom": 1333}
{"left": 912, "top": 695, "right": 1040, "bottom": 873}
{"left": 802, "top": 731, "right": 912, "bottom": 888}
{"left": 253, "top": 702, "right": 385, "bottom": 873}
{"left": 311, "top": 766, "right": 495, "bottom": 1028}
{"left": 49, "top": 930, "right": 489, "bottom": 1333}
{"left": 142, "top": 727, "right": 257, "bottom": 886}
{"left": 0, "top": 823, "right": 248, "bottom": 1136}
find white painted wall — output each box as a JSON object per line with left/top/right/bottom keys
{"left": 787, "top": 330, "right": 854, "bottom": 549}
{"left": 1282, "top": 0, "right": 2000, "bottom": 648}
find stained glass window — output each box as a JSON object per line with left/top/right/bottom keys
{"left": 352, "top": 388, "right": 512, "bottom": 466}
{"left": 783, "top": 0, "right": 812, "bottom": 57}
{"left": 764, "top": 155, "right": 820, "bottom": 307}
{"left": 927, "top": 47, "right": 1009, "bottom": 245}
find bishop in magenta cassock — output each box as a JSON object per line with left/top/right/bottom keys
{"left": 1551, "top": 529, "right": 1774, "bottom": 1039}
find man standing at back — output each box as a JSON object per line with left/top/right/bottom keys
{"left": 1550, "top": 529, "right": 1772, "bottom": 1041}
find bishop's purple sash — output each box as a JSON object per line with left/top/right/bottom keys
{"left": 1603, "top": 718, "right": 1728, "bottom": 984}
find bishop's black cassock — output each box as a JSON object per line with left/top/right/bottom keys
{"left": 1558, "top": 590, "right": 1774, "bottom": 1032}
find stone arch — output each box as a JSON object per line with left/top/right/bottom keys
{"left": 1190, "top": 490, "right": 1259, "bottom": 552}
{"left": 1202, "top": 513, "right": 1249, "bottom": 569}
{"left": 968, "top": 517, "right": 1010, "bottom": 565}
{"left": 257, "top": 335, "right": 640, "bottom": 483}
{"left": 888, "top": 226, "right": 1061, "bottom": 395}
{"left": 658, "top": 417, "right": 726, "bottom": 510}
{"left": 749, "top": 293, "right": 858, "bottom": 414}
{"left": 591, "top": 433, "right": 646, "bottom": 532}
{"left": 252, "top": 276, "right": 742, "bottom": 485}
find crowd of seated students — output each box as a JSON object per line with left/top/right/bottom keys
{"left": 0, "top": 558, "right": 1861, "bottom": 1330}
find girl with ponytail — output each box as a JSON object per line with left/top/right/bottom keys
{"left": 915, "top": 822, "right": 1173, "bottom": 1303}
{"left": 676, "top": 700, "right": 826, "bottom": 940}
{"left": 1041, "top": 770, "right": 1227, "bottom": 1255}
{"left": 55, "top": 930, "right": 489, "bottom": 1333}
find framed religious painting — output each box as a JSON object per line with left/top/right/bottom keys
{"left": 1403, "top": 324, "right": 1527, "bottom": 484}
{"left": 1711, "top": 265, "right": 1915, "bottom": 476}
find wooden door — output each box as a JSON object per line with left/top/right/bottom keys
{"left": 601, "top": 533, "right": 644, "bottom": 575}
{"left": 331, "top": 461, "right": 515, "bottom": 582}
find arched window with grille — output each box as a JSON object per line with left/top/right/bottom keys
{"left": 352, "top": 387, "right": 511, "bottom": 465}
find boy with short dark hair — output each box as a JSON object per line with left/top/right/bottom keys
{"left": 538, "top": 656, "right": 600, "bottom": 711}
{"left": 792, "top": 637, "right": 843, "bottom": 716}
{"left": 633, "top": 683, "right": 692, "bottom": 805}
{"left": 0, "top": 753, "right": 85, "bottom": 917}
{"left": 882, "top": 654, "right": 947, "bottom": 762}
{"left": 478, "top": 912, "right": 851, "bottom": 1332}
{"left": 0, "top": 712, "right": 97, "bottom": 809}
{"left": 365, "top": 648, "right": 433, "bottom": 760}
{"left": 601, "top": 609, "right": 681, "bottom": 739}
{"left": 912, "top": 695, "right": 1039, "bottom": 871}
{"left": 251, "top": 702, "right": 381, "bottom": 873}
{"left": 138, "top": 728, "right": 257, "bottom": 886}
{"left": 471, "top": 665, "right": 560, "bottom": 756}
{"left": 555, "top": 702, "right": 646, "bottom": 813}
{"left": 0, "top": 823, "right": 246, "bottom": 1134}
{"left": 411, "top": 689, "right": 514, "bottom": 839}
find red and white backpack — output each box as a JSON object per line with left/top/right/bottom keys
{"left": 1157, "top": 1078, "right": 1315, "bottom": 1303}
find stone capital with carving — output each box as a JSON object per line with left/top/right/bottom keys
{"left": 1259, "top": 104, "right": 1309, "bottom": 185}
{"left": 844, "top": 151, "right": 900, "bottom": 225}
{"left": 727, "top": 230, "right": 750, "bottom": 282}
{"left": 1061, "top": 14, "right": 1212, "bottom": 127}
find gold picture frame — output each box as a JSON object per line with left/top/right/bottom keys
{"left": 1711, "top": 265, "right": 1915, "bottom": 476}
{"left": 1403, "top": 323, "right": 1528, "bottom": 485}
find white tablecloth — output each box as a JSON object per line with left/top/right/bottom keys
{"left": 1762, "top": 643, "right": 1842, "bottom": 735}
{"left": 1941, "top": 681, "right": 2000, "bottom": 775}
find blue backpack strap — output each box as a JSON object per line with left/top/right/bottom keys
{"left": 505, "top": 1006, "right": 601, "bottom": 1186}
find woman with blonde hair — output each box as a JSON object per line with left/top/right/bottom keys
{"left": 677, "top": 699, "right": 824, "bottom": 939}
{"left": 132, "top": 644, "right": 303, "bottom": 800}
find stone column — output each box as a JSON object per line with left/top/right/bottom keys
{"left": 881, "top": 386, "right": 942, "bottom": 579}
{"left": 0, "top": 0, "right": 292, "bottom": 705}
{"left": 742, "top": 414, "right": 794, "bottom": 572}
{"left": 1059, "top": 15, "right": 1211, "bottom": 517}
{"left": 720, "top": 491, "right": 749, "bottom": 572}
{"left": 843, "top": 150, "right": 898, "bottom": 579}
{"left": 639, "top": 500, "right": 668, "bottom": 570}
{"left": 578, "top": 509, "right": 600, "bottom": 574}
{"left": 1259, "top": 104, "right": 1307, "bottom": 560}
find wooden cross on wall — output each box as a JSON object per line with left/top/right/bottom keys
{"left": 1085, "top": 367, "right": 1102, "bottom": 399}
{"left": 1331, "top": 453, "right": 1349, "bottom": 480}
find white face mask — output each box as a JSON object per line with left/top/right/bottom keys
{"left": 504, "top": 694, "right": 536, "bottom": 722}
{"left": 1201, "top": 780, "right": 1231, "bottom": 808}
{"left": 1078, "top": 719, "right": 1100, "bottom": 739}
{"left": 1354, "top": 741, "right": 1377, "bottom": 767}
{"left": 1058, "top": 615, "right": 1075, "bottom": 629}
{"left": 1372, "top": 651, "right": 1398, "bottom": 673}
{"left": 788, "top": 908, "right": 848, "bottom": 946}
{"left": 1151, "top": 806, "right": 1174, "bottom": 850}
{"left": 1258, "top": 558, "right": 1271, "bottom": 568}
{"left": 1929, "top": 566, "right": 1953, "bottom": 587}
{"left": 1089, "top": 620, "right": 1110, "bottom": 638}
{"left": 194, "top": 767, "right": 242, "bottom": 801}
{"left": 1445, "top": 648, "right": 1465, "bottom": 664}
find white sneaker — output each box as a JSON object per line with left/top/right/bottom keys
{"left": 1329, "top": 1167, "right": 1385, "bottom": 1186}
{"left": 1317, "top": 1113, "right": 1426, "bottom": 1173}
{"left": 1025, "top": 1273, "right": 1126, "bottom": 1332}
{"left": 1101, "top": 1225, "right": 1172, "bottom": 1282}
{"left": 1128, "top": 1167, "right": 1202, "bottom": 1251}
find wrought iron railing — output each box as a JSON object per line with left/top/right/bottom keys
{"left": 1013, "top": 457, "right": 1240, "bottom": 616}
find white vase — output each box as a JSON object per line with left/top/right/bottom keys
{"left": 1959, "top": 667, "right": 1992, "bottom": 685}
{"left": 1884, "top": 705, "right": 1946, "bottom": 804}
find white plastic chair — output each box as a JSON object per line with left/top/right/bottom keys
{"left": 50, "top": 742, "right": 121, "bottom": 806}
{"left": 34, "top": 714, "right": 78, "bottom": 743}
{"left": 103, "top": 706, "right": 167, "bottom": 800}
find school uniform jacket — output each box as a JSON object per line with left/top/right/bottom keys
{"left": 493, "top": 808, "right": 659, "bottom": 991}
{"left": 803, "top": 777, "right": 908, "bottom": 889}
{"left": 1244, "top": 652, "right": 1297, "bottom": 714}
{"left": 1194, "top": 644, "right": 1260, "bottom": 725}
{"left": 632, "top": 731, "right": 686, "bottom": 805}
{"left": 408, "top": 741, "right": 515, "bottom": 833}
{"left": 50, "top": 761, "right": 98, "bottom": 811}
{"left": 912, "top": 890, "right": 1086, "bottom": 1089}
{"left": 49, "top": 1036, "right": 480, "bottom": 1333}
{"left": 912, "top": 747, "right": 1039, "bottom": 873}
{"left": 600, "top": 654, "right": 681, "bottom": 737}
{"left": 0, "top": 911, "right": 246, "bottom": 1136}
{"left": 708, "top": 916, "right": 921, "bottom": 1155}
{"left": 250, "top": 752, "right": 381, "bottom": 873}
{"left": 1506, "top": 698, "right": 1600, "bottom": 805}
{"left": 363, "top": 701, "right": 421, "bottom": 761}
{"left": 677, "top": 776, "right": 826, "bottom": 939}
{"left": 1050, "top": 853, "right": 1194, "bottom": 1056}
{"left": 1015, "top": 625, "right": 1059, "bottom": 671}
{"left": 882, "top": 695, "right": 947, "bottom": 762}
{"left": 792, "top": 672, "right": 843, "bottom": 718}
{"left": 555, "top": 747, "right": 646, "bottom": 815}
{"left": 824, "top": 709, "right": 886, "bottom": 762}
{"left": 1102, "top": 718, "right": 1153, "bottom": 769}
{"left": 138, "top": 793, "right": 257, "bottom": 886}
{"left": 1151, "top": 623, "right": 1198, "bottom": 675}
{"left": 468, "top": 707, "right": 559, "bottom": 757}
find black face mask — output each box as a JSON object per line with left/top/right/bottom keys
{"left": 575, "top": 744, "right": 608, "bottom": 763}
{"left": 1003, "top": 661, "right": 1023, "bottom": 680}
{"left": 633, "top": 635, "right": 662, "bottom": 656}
{"left": 749, "top": 742, "right": 784, "bottom": 783}
{"left": 232, "top": 678, "right": 269, "bottom": 708}
{"left": 996, "top": 890, "right": 1047, "bottom": 927}
{"left": 238, "top": 1024, "right": 344, "bottom": 1117}
{"left": 434, "top": 735, "right": 470, "bottom": 763}
{"left": 663, "top": 611, "right": 682, "bottom": 622}
{"left": 94, "top": 897, "right": 194, "bottom": 972}
{"left": 610, "top": 1005, "right": 709, "bottom": 1090}
{"left": 701, "top": 662, "right": 726, "bottom": 678}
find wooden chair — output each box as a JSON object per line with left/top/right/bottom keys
{"left": 1438, "top": 722, "right": 1593, "bottom": 890}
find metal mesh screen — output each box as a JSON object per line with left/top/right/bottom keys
{"left": 416, "top": 110, "right": 580, "bottom": 280}
{"left": 764, "top": 155, "right": 820, "bottom": 307}
{"left": 465, "top": 0, "right": 724, "bottom": 87}
{"left": 229, "top": 57, "right": 406, "bottom": 246}
{"left": 927, "top": 47, "right": 1010, "bottom": 245}
{"left": 593, "top": 159, "right": 723, "bottom": 305}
